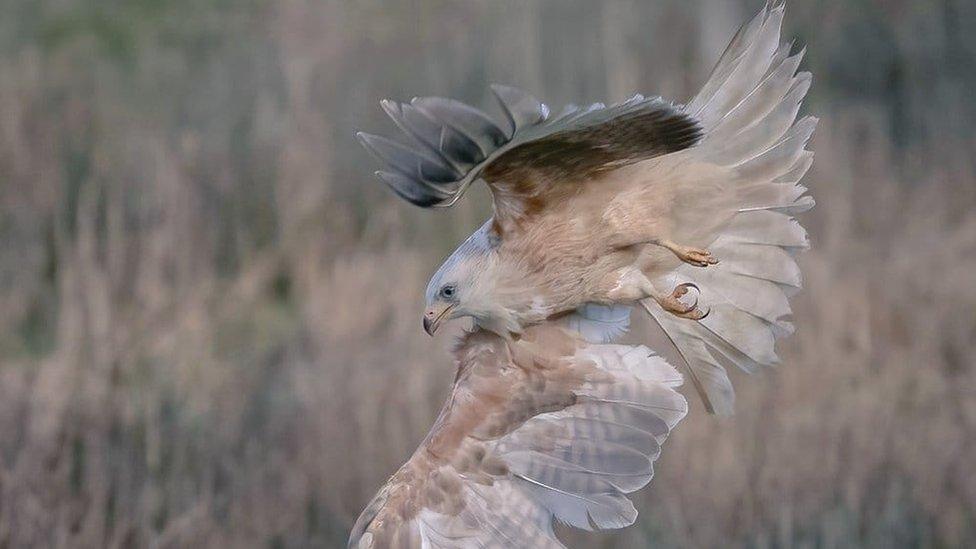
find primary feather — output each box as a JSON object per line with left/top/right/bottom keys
{"left": 361, "top": 2, "right": 812, "bottom": 417}
{"left": 360, "top": 88, "right": 702, "bottom": 219}
{"left": 348, "top": 325, "right": 686, "bottom": 548}
{"left": 351, "top": 4, "right": 816, "bottom": 547}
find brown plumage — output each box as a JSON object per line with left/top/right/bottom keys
{"left": 351, "top": 2, "right": 816, "bottom": 546}
{"left": 484, "top": 107, "right": 703, "bottom": 229}
{"left": 364, "top": 1, "right": 815, "bottom": 415}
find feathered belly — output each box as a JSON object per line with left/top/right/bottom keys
{"left": 507, "top": 246, "right": 642, "bottom": 323}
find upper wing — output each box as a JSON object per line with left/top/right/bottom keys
{"left": 357, "top": 86, "right": 702, "bottom": 231}
{"left": 348, "top": 325, "right": 687, "bottom": 548}
{"left": 360, "top": 1, "right": 813, "bottom": 417}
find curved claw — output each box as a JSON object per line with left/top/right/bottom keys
{"left": 681, "top": 306, "right": 710, "bottom": 321}
{"left": 673, "top": 282, "right": 700, "bottom": 311}
{"left": 670, "top": 305, "right": 709, "bottom": 321}
{"left": 657, "top": 282, "right": 708, "bottom": 320}
{"left": 676, "top": 282, "right": 700, "bottom": 293}
{"left": 661, "top": 241, "right": 718, "bottom": 268}
{"left": 675, "top": 295, "right": 698, "bottom": 314}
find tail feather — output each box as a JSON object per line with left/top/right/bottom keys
{"left": 689, "top": 1, "right": 786, "bottom": 128}
{"left": 708, "top": 48, "right": 805, "bottom": 142}
{"left": 646, "top": 0, "right": 815, "bottom": 415}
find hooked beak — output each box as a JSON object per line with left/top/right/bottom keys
{"left": 423, "top": 303, "right": 456, "bottom": 336}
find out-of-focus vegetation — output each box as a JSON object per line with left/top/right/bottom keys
{"left": 0, "top": 0, "right": 974, "bottom": 547}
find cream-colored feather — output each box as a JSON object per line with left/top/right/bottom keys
{"left": 364, "top": 1, "right": 812, "bottom": 420}
{"left": 404, "top": 1, "right": 815, "bottom": 414}
{"left": 510, "top": 1, "right": 812, "bottom": 414}
{"left": 352, "top": 3, "right": 815, "bottom": 546}
{"left": 639, "top": 0, "right": 814, "bottom": 414}
{"left": 348, "top": 326, "right": 686, "bottom": 548}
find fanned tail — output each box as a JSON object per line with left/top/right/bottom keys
{"left": 646, "top": 0, "right": 815, "bottom": 415}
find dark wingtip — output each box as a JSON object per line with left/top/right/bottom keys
{"left": 355, "top": 131, "right": 374, "bottom": 153}
{"left": 664, "top": 108, "right": 707, "bottom": 153}
{"left": 489, "top": 83, "right": 549, "bottom": 134}
{"left": 379, "top": 99, "right": 400, "bottom": 117}
{"left": 356, "top": 132, "right": 389, "bottom": 160}
{"left": 375, "top": 170, "right": 448, "bottom": 208}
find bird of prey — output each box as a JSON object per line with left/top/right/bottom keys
{"left": 348, "top": 323, "right": 687, "bottom": 548}
{"left": 359, "top": 1, "right": 815, "bottom": 415}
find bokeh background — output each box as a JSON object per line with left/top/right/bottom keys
{"left": 0, "top": 0, "right": 974, "bottom": 547}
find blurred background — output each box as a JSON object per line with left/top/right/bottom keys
{"left": 0, "top": 0, "right": 974, "bottom": 546}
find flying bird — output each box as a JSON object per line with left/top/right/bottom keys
{"left": 359, "top": 1, "right": 815, "bottom": 415}
{"left": 348, "top": 323, "right": 687, "bottom": 548}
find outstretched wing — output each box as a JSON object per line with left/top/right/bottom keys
{"left": 641, "top": 0, "right": 815, "bottom": 415}
{"left": 360, "top": 1, "right": 812, "bottom": 417}
{"left": 348, "top": 325, "right": 687, "bottom": 548}
{"left": 358, "top": 86, "right": 702, "bottom": 229}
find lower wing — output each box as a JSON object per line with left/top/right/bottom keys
{"left": 348, "top": 325, "right": 687, "bottom": 548}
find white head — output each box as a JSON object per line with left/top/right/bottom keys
{"left": 423, "top": 221, "right": 519, "bottom": 336}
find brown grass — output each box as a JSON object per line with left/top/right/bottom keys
{"left": 0, "top": 0, "right": 974, "bottom": 547}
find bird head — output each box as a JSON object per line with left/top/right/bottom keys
{"left": 423, "top": 222, "right": 516, "bottom": 336}
{"left": 423, "top": 270, "right": 465, "bottom": 336}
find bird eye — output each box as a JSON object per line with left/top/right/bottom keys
{"left": 440, "top": 285, "right": 456, "bottom": 299}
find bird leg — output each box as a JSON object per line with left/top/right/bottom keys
{"left": 646, "top": 282, "right": 709, "bottom": 320}
{"left": 652, "top": 239, "right": 718, "bottom": 268}
{"left": 607, "top": 269, "right": 709, "bottom": 321}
